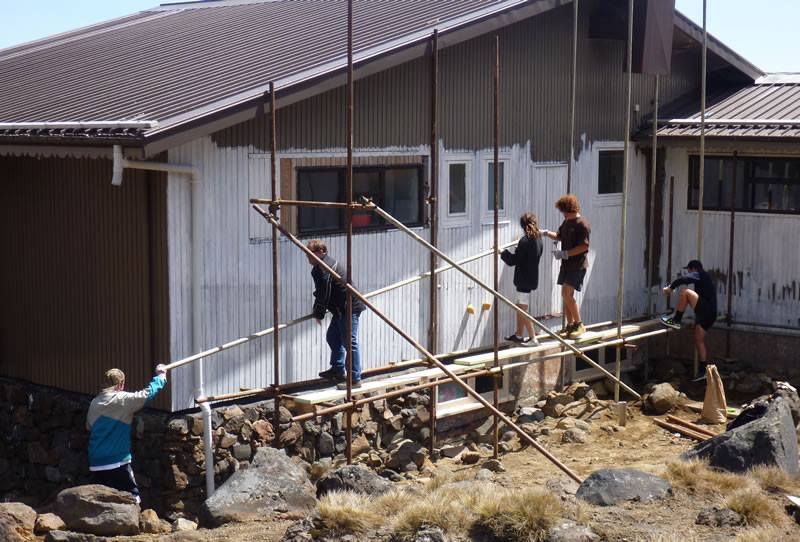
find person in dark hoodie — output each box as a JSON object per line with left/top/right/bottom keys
{"left": 306, "top": 239, "right": 366, "bottom": 389}
{"left": 661, "top": 259, "right": 718, "bottom": 364}
{"left": 501, "top": 212, "right": 544, "bottom": 344}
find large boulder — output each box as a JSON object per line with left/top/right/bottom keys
{"left": 201, "top": 447, "right": 316, "bottom": 526}
{"left": 386, "top": 440, "right": 426, "bottom": 472}
{"left": 316, "top": 464, "right": 392, "bottom": 498}
{"left": 576, "top": 469, "right": 672, "bottom": 506}
{"left": 35, "top": 513, "right": 66, "bottom": 534}
{"left": 642, "top": 383, "right": 678, "bottom": 414}
{"left": 53, "top": 485, "right": 140, "bottom": 536}
{"left": 682, "top": 399, "right": 799, "bottom": 475}
{"left": 0, "top": 502, "right": 37, "bottom": 541}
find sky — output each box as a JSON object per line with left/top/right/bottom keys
{"left": 0, "top": 1, "right": 798, "bottom": 73}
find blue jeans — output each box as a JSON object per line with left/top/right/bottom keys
{"left": 326, "top": 312, "right": 362, "bottom": 381}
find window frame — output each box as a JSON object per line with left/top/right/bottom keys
{"left": 296, "top": 163, "right": 426, "bottom": 237}
{"left": 593, "top": 143, "right": 626, "bottom": 205}
{"left": 441, "top": 156, "right": 473, "bottom": 228}
{"left": 687, "top": 154, "right": 800, "bottom": 216}
{"left": 435, "top": 371, "right": 512, "bottom": 418}
{"left": 480, "top": 155, "right": 510, "bottom": 223}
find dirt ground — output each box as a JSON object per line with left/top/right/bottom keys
{"left": 104, "top": 402, "right": 800, "bottom": 542}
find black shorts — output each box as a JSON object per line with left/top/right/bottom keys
{"left": 557, "top": 268, "right": 586, "bottom": 292}
{"left": 91, "top": 464, "right": 140, "bottom": 503}
{"left": 695, "top": 299, "right": 716, "bottom": 331}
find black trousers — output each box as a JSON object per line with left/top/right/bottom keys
{"left": 91, "top": 463, "right": 140, "bottom": 503}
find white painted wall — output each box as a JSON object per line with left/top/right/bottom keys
{"left": 166, "top": 136, "right": 651, "bottom": 410}
{"left": 660, "top": 147, "right": 800, "bottom": 329}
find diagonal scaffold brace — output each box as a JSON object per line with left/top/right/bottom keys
{"left": 252, "top": 203, "right": 583, "bottom": 484}
{"left": 364, "top": 198, "right": 641, "bottom": 401}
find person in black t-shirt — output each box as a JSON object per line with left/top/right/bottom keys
{"left": 501, "top": 212, "right": 544, "bottom": 344}
{"left": 661, "top": 259, "right": 718, "bottom": 364}
{"left": 542, "top": 194, "right": 591, "bottom": 339}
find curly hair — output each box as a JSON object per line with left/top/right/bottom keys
{"left": 306, "top": 239, "right": 328, "bottom": 254}
{"left": 555, "top": 194, "right": 581, "bottom": 213}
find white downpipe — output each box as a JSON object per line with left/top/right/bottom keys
{"left": 110, "top": 145, "right": 213, "bottom": 497}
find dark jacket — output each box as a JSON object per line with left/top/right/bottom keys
{"left": 500, "top": 235, "right": 543, "bottom": 292}
{"left": 670, "top": 270, "right": 717, "bottom": 311}
{"left": 311, "top": 254, "right": 366, "bottom": 319}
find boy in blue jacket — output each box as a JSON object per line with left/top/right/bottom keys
{"left": 86, "top": 365, "right": 167, "bottom": 503}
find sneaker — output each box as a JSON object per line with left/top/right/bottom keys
{"left": 319, "top": 368, "right": 346, "bottom": 381}
{"left": 660, "top": 315, "right": 682, "bottom": 330}
{"left": 337, "top": 379, "right": 362, "bottom": 390}
{"left": 557, "top": 323, "right": 575, "bottom": 338}
{"left": 568, "top": 322, "right": 586, "bottom": 339}
{"left": 505, "top": 334, "right": 525, "bottom": 343}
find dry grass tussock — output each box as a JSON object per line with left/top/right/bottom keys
{"left": 317, "top": 490, "right": 379, "bottom": 534}
{"left": 725, "top": 488, "right": 789, "bottom": 527}
{"left": 474, "top": 488, "right": 565, "bottom": 542}
{"left": 734, "top": 526, "right": 790, "bottom": 541}
{"left": 665, "top": 459, "right": 754, "bottom": 495}
{"left": 391, "top": 483, "right": 480, "bottom": 538}
{"left": 748, "top": 465, "right": 800, "bottom": 493}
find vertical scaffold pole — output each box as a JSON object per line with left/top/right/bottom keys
{"left": 345, "top": 0, "right": 354, "bottom": 464}
{"left": 695, "top": 0, "right": 708, "bottom": 377}
{"left": 614, "top": 0, "right": 635, "bottom": 402}
{"left": 428, "top": 30, "right": 439, "bottom": 455}
{"left": 725, "top": 151, "right": 738, "bottom": 358}
{"left": 269, "top": 82, "right": 281, "bottom": 441}
{"left": 566, "top": 0, "right": 578, "bottom": 192}
{"left": 492, "top": 34, "right": 501, "bottom": 460}
{"left": 646, "top": 75, "right": 659, "bottom": 317}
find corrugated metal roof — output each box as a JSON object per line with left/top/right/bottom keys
{"left": 0, "top": 1, "right": 521, "bottom": 128}
{"left": 657, "top": 76, "right": 800, "bottom": 139}
{"left": 0, "top": 0, "right": 760, "bottom": 144}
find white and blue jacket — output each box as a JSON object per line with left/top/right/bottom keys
{"left": 86, "top": 374, "right": 166, "bottom": 470}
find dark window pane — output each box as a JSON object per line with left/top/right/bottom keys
{"left": 448, "top": 163, "right": 467, "bottom": 214}
{"left": 438, "top": 382, "right": 466, "bottom": 403}
{"left": 598, "top": 151, "right": 624, "bottom": 194}
{"left": 487, "top": 162, "right": 505, "bottom": 210}
{"left": 475, "top": 375, "right": 502, "bottom": 394}
{"left": 575, "top": 348, "right": 601, "bottom": 371}
{"left": 298, "top": 170, "right": 341, "bottom": 233}
{"left": 384, "top": 168, "right": 420, "bottom": 224}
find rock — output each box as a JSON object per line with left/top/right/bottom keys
{"left": 547, "top": 521, "right": 600, "bottom": 542}
{"left": 564, "top": 382, "right": 593, "bottom": 401}
{"left": 318, "top": 432, "right": 335, "bottom": 456}
{"left": 440, "top": 445, "right": 466, "bottom": 459}
{"left": 386, "top": 440, "right": 425, "bottom": 471}
{"left": 278, "top": 423, "right": 304, "bottom": 447}
{"left": 232, "top": 444, "right": 252, "bottom": 461}
{"left": 252, "top": 419, "right": 275, "bottom": 442}
{"left": 643, "top": 383, "right": 678, "bottom": 414}
{"left": 460, "top": 451, "right": 481, "bottom": 465}
{"left": 54, "top": 485, "right": 140, "bottom": 536}
{"left": 576, "top": 469, "right": 672, "bottom": 506}
{"left": 517, "top": 408, "right": 546, "bottom": 424}
{"left": 201, "top": 447, "right": 316, "bottom": 526}
{"left": 35, "top": 513, "right": 66, "bottom": 534}
{"left": 546, "top": 477, "right": 580, "bottom": 497}
{"left": 44, "top": 532, "right": 99, "bottom": 542}
{"left": 173, "top": 518, "right": 198, "bottom": 532}
{"left": 475, "top": 469, "right": 494, "bottom": 481}
{"left": 316, "top": 465, "right": 392, "bottom": 497}
{"left": 695, "top": 507, "right": 745, "bottom": 527}
{"left": 482, "top": 459, "right": 505, "bottom": 472}
{"left": 735, "top": 373, "right": 764, "bottom": 395}
{"left": 562, "top": 428, "right": 588, "bottom": 444}
{"left": 543, "top": 393, "right": 573, "bottom": 418}
{"left": 773, "top": 386, "right": 800, "bottom": 426}
{"left": 351, "top": 434, "right": 371, "bottom": 456}
{"left": 0, "top": 502, "right": 37, "bottom": 541}
{"left": 219, "top": 432, "right": 237, "bottom": 448}
{"left": 574, "top": 420, "right": 590, "bottom": 431}
{"left": 379, "top": 469, "right": 403, "bottom": 482}
{"left": 139, "top": 509, "right": 163, "bottom": 534}
{"left": 556, "top": 418, "right": 577, "bottom": 430}
{"left": 683, "top": 399, "right": 799, "bottom": 475}
{"left": 409, "top": 524, "right": 448, "bottom": 542}
{"left": 281, "top": 518, "right": 315, "bottom": 542}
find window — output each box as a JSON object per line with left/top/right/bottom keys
{"left": 486, "top": 161, "right": 505, "bottom": 211}
{"left": 448, "top": 163, "right": 467, "bottom": 215}
{"left": 688, "top": 156, "right": 800, "bottom": 214}
{"left": 297, "top": 165, "right": 424, "bottom": 235}
{"left": 598, "top": 150, "right": 624, "bottom": 194}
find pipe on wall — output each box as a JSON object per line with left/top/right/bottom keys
{"left": 110, "top": 145, "right": 214, "bottom": 497}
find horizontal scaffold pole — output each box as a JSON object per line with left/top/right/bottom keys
{"left": 253, "top": 203, "right": 583, "bottom": 484}
{"left": 163, "top": 235, "right": 514, "bottom": 372}
{"left": 365, "top": 198, "right": 641, "bottom": 401}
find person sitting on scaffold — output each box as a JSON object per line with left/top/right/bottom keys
{"left": 660, "top": 259, "right": 718, "bottom": 365}
{"left": 501, "top": 212, "right": 544, "bottom": 345}
{"left": 541, "top": 194, "right": 591, "bottom": 339}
